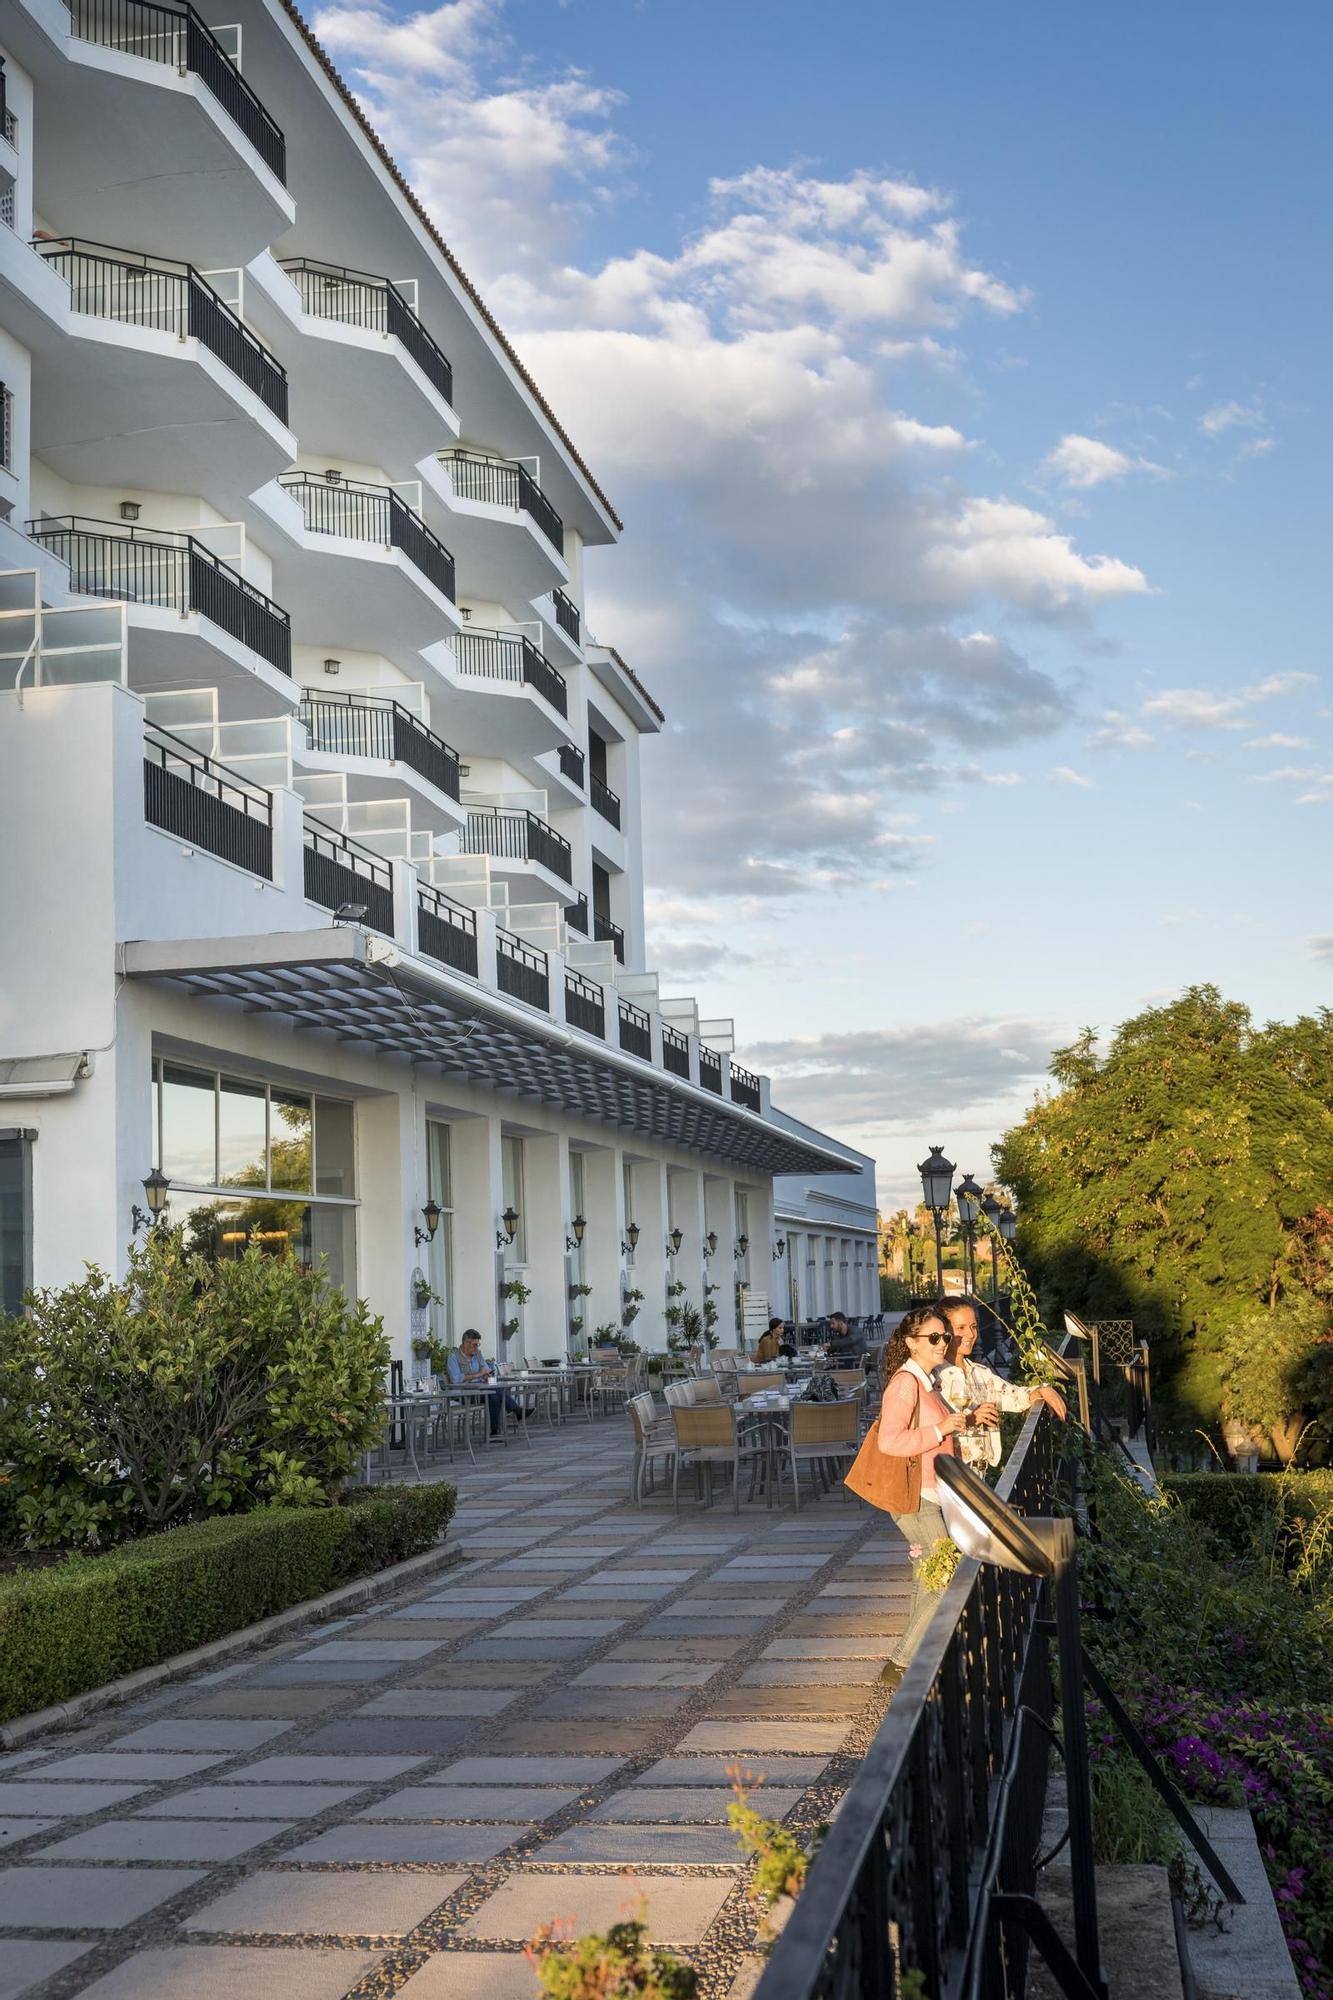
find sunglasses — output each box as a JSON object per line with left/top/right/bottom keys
{"left": 910, "top": 1331, "right": 949, "bottom": 1346}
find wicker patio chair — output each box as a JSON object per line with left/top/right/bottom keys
{"left": 779, "top": 1400, "right": 861, "bottom": 1511}
{"left": 629, "top": 1390, "right": 676, "bottom": 1505}
{"left": 670, "top": 1403, "right": 765, "bottom": 1514}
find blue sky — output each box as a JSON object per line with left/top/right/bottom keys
{"left": 316, "top": 0, "right": 1332, "bottom": 1205}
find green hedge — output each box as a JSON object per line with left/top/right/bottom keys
{"left": 1163, "top": 1470, "right": 1333, "bottom": 1559}
{"left": 0, "top": 1484, "right": 455, "bottom": 1726}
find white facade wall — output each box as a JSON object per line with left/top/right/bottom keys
{"left": 0, "top": 0, "right": 873, "bottom": 1353}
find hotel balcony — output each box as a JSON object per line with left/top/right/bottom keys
{"left": 420, "top": 448, "right": 568, "bottom": 606}
{"left": 255, "top": 473, "right": 461, "bottom": 670}
{"left": 296, "top": 687, "right": 465, "bottom": 835}
{"left": 566, "top": 893, "right": 625, "bottom": 965}
{"left": 435, "top": 624, "right": 572, "bottom": 758}
{"left": 7, "top": 237, "right": 294, "bottom": 510}
{"left": 302, "top": 816, "right": 394, "bottom": 935}
{"left": 7, "top": 0, "right": 292, "bottom": 264}
{"left": 245, "top": 254, "right": 459, "bottom": 468}
{"left": 589, "top": 771, "right": 621, "bottom": 830}
{"left": 459, "top": 800, "right": 574, "bottom": 906}
{"left": 28, "top": 515, "right": 296, "bottom": 715}
{"left": 532, "top": 583, "right": 583, "bottom": 666}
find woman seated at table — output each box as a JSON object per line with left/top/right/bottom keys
{"left": 446, "top": 1328, "right": 524, "bottom": 1438}
{"left": 755, "top": 1317, "right": 798, "bottom": 1364}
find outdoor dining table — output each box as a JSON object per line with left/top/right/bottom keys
{"left": 734, "top": 1385, "right": 858, "bottom": 1508}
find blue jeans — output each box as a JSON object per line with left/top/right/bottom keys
{"left": 487, "top": 1387, "right": 522, "bottom": 1436}
{"left": 888, "top": 1499, "right": 949, "bottom": 1668}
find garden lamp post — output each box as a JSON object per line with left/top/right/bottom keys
{"left": 918, "top": 1146, "right": 955, "bottom": 1295}
{"left": 955, "top": 1172, "right": 983, "bottom": 1295}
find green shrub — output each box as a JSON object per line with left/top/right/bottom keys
{"left": 1163, "top": 1471, "right": 1333, "bottom": 1572}
{"left": 1218, "top": 1296, "right": 1333, "bottom": 1464}
{"left": 0, "top": 1484, "right": 454, "bottom": 1725}
{"left": 0, "top": 1229, "right": 391, "bottom": 1545}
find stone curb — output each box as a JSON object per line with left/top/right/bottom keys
{"left": 0, "top": 1537, "right": 467, "bottom": 1750}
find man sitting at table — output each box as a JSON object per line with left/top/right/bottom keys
{"left": 446, "top": 1328, "right": 523, "bottom": 1439}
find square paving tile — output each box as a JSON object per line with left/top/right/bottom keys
{"left": 492, "top": 1723, "right": 656, "bottom": 1755}
{"left": 463, "top": 1872, "right": 732, "bottom": 1943}
{"left": 112, "top": 1721, "right": 294, "bottom": 1753}
{"left": 740, "top": 1661, "right": 882, "bottom": 1686}
{"left": 638, "top": 1618, "right": 766, "bottom": 1638}
{"left": 356, "top": 1691, "right": 520, "bottom": 1719}
{"left": 571, "top": 1661, "right": 716, "bottom": 1688}
{"left": 26, "top": 1752, "right": 228, "bottom": 1783}
{"left": 355, "top": 1619, "right": 473, "bottom": 1641}
{"left": 38, "top": 1819, "right": 295, "bottom": 1862}
{"left": 705, "top": 1687, "right": 868, "bottom": 1717}
{"left": 538, "top": 1823, "right": 746, "bottom": 1863}
{"left": 664, "top": 1594, "right": 787, "bottom": 1616}
{"left": 434, "top": 1756, "right": 624, "bottom": 1785}
{"left": 557, "top": 1584, "right": 672, "bottom": 1601}
{"left": 0, "top": 1781, "right": 148, "bottom": 1817}
{"left": 586, "top": 1786, "right": 803, "bottom": 1824}
{"left": 283, "top": 1823, "right": 518, "bottom": 1865}
{"left": 230, "top": 1756, "right": 426, "bottom": 1785}
{"left": 394, "top": 1953, "right": 539, "bottom": 1999}
{"left": 183, "top": 1869, "right": 467, "bottom": 1937}
{"left": 636, "top": 1756, "right": 827, "bottom": 1785}
{"left": 73, "top": 1945, "right": 384, "bottom": 1999}
{"left": 0, "top": 1940, "right": 94, "bottom": 2000}
{"left": 762, "top": 1637, "right": 893, "bottom": 1660}
{"left": 497, "top": 1619, "right": 625, "bottom": 1639}
{"left": 408, "top": 1662, "right": 553, "bottom": 1690}
{"left": 452, "top": 1639, "right": 588, "bottom": 1662}
{"left": 0, "top": 1821, "right": 59, "bottom": 1851}
{"left": 137, "top": 1784, "right": 365, "bottom": 1820}
{"left": 359, "top": 1785, "right": 580, "bottom": 1822}
{"left": 607, "top": 1639, "right": 747, "bottom": 1662}
{"left": 180, "top": 1691, "right": 348, "bottom": 1719}
{"left": 296, "top": 1640, "right": 443, "bottom": 1664}
{"left": 0, "top": 1865, "right": 203, "bottom": 1928}
{"left": 532, "top": 1689, "right": 688, "bottom": 1720}
{"left": 676, "top": 1720, "right": 850, "bottom": 1753}
{"left": 297, "top": 1723, "right": 471, "bottom": 1758}
{"left": 245, "top": 1663, "right": 393, "bottom": 1687}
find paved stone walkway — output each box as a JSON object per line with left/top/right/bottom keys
{"left": 0, "top": 1417, "right": 910, "bottom": 2000}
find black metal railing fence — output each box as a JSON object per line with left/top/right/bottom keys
{"left": 38, "top": 237, "right": 288, "bottom": 421}
{"left": 299, "top": 691, "right": 460, "bottom": 801}
{"left": 618, "top": 998, "right": 651, "bottom": 1060}
{"left": 589, "top": 771, "right": 621, "bottom": 827}
{"left": 462, "top": 807, "right": 573, "bottom": 884}
{"left": 730, "top": 1061, "right": 761, "bottom": 1111}
{"left": 280, "top": 258, "right": 453, "bottom": 406}
{"left": 496, "top": 928, "right": 549, "bottom": 1010}
{"left": 564, "top": 967, "right": 605, "bottom": 1039}
{"left": 302, "top": 819, "right": 394, "bottom": 935}
{"left": 416, "top": 883, "right": 478, "bottom": 977}
{"left": 279, "top": 475, "right": 456, "bottom": 602}
{"left": 66, "top": 0, "right": 287, "bottom": 182}
{"left": 442, "top": 448, "right": 564, "bottom": 554}
{"left": 661, "top": 1023, "right": 690, "bottom": 1078}
{"left": 143, "top": 723, "right": 272, "bottom": 877}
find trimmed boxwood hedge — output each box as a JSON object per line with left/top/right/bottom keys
{"left": 0, "top": 1484, "right": 456, "bottom": 1726}
{"left": 1163, "top": 1469, "right": 1333, "bottom": 1560}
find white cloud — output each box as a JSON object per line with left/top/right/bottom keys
{"left": 318, "top": 1, "right": 1150, "bottom": 898}
{"left": 1092, "top": 709, "right": 1155, "bottom": 749}
{"left": 1245, "top": 732, "right": 1311, "bottom": 750}
{"left": 1310, "top": 936, "right": 1333, "bottom": 961}
{"left": 1200, "top": 399, "right": 1266, "bottom": 437}
{"left": 1042, "top": 433, "right": 1160, "bottom": 489}
{"left": 1052, "top": 765, "right": 1096, "bottom": 789}
{"left": 1142, "top": 672, "right": 1316, "bottom": 731}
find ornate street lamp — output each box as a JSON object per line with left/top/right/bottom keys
{"left": 955, "top": 1172, "right": 983, "bottom": 1294}
{"left": 668, "top": 1226, "right": 684, "bottom": 1258}
{"left": 981, "top": 1193, "right": 1003, "bottom": 1306}
{"left": 496, "top": 1205, "right": 520, "bottom": 1250}
{"left": 414, "top": 1199, "right": 443, "bottom": 1247}
{"left": 132, "top": 1167, "right": 171, "bottom": 1234}
{"left": 621, "top": 1220, "right": 640, "bottom": 1256}
{"left": 736, "top": 1234, "right": 749, "bottom": 1259}
{"left": 918, "top": 1145, "right": 955, "bottom": 1295}
{"left": 565, "top": 1214, "right": 587, "bottom": 1253}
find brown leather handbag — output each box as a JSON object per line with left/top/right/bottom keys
{"left": 844, "top": 1381, "right": 922, "bottom": 1515}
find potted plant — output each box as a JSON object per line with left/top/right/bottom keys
{"left": 499, "top": 1277, "right": 533, "bottom": 1305}
{"left": 499, "top": 1316, "right": 521, "bottom": 1342}
{"left": 569, "top": 1281, "right": 594, "bottom": 1301}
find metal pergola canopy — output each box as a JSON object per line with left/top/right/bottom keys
{"left": 121, "top": 930, "right": 860, "bottom": 1178}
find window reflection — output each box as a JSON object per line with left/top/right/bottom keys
{"left": 270, "top": 1088, "right": 312, "bottom": 1193}
{"left": 161, "top": 1064, "right": 216, "bottom": 1186}
{"left": 219, "top": 1074, "right": 266, "bottom": 1190}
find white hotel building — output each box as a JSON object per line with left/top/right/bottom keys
{"left": 0, "top": 0, "right": 877, "bottom": 1364}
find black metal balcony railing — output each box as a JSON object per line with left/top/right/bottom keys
{"left": 558, "top": 742, "right": 585, "bottom": 788}
{"left": 38, "top": 239, "right": 289, "bottom": 423}
{"left": 29, "top": 516, "right": 292, "bottom": 677}
{"left": 753, "top": 1405, "right": 1065, "bottom": 2000}
{"left": 565, "top": 892, "right": 589, "bottom": 937}
{"left": 552, "top": 586, "right": 580, "bottom": 643}
{"left": 496, "top": 927, "right": 549, "bottom": 1011}
{"left": 661, "top": 1023, "right": 690, "bottom": 1079}
{"left": 589, "top": 772, "right": 621, "bottom": 829}
{"left": 619, "top": 998, "right": 651, "bottom": 1062}
{"left": 565, "top": 968, "right": 605, "bottom": 1040}
{"left": 593, "top": 910, "right": 625, "bottom": 964}
{"left": 302, "top": 819, "right": 394, "bottom": 935}
{"left": 440, "top": 449, "right": 564, "bottom": 556}
{"left": 143, "top": 723, "right": 272, "bottom": 878}
{"left": 699, "top": 1046, "right": 723, "bottom": 1095}
{"left": 66, "top": 0, "right": 286, "bottom": 182}
{"left": 417, "top": 883, "right": 478, "bottom": 978}
{"left": 299, "top": 691, "right": 460, "bottom": 803}
{"left": 279, "top": 259, "right": 454, "bottom": 407}
{"left": 279, "top": 475, "right": 456, "bottom": 604}
{"left": 451, "top": 627, "right": 568, "bottom": 717}
{"left": 730, "top": 1061, "right": 761, "bottom": 1113}
{"left": 461, "top": 807, "right": 573, "bottom": 885}
{"left": 0, "top": 383, "right": 10, "bottom": 472}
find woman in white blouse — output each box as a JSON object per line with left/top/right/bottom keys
{"left": 937, "top": 1299, "right": 1066, "bottom": 1469}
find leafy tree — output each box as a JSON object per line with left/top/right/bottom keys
{"left": 994, "top": 987, "right": 1333, "bottom": 1418}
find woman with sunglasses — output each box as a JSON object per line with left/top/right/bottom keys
{"left": 877, "top": 1302, "right": 999, "bottom": 1672}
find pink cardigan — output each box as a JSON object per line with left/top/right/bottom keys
{"left": 877, "top": 1366, "right": 956, "bottom": 1494}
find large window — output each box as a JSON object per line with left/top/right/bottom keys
{"left": 569, "top": 1151, "right": 586, "bottom": 1291}
{"left": 622, "top": 1160, "right": 636, "bottom": 1269}
{"left": 425, "top": 1120, "right": 454, "bottom": 1345}
{"left": 0, "top": 1130, "right": 33, "bottom": 1315}
{"left": 152, "top": 1059, "right": 357, "bottom": 1290}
